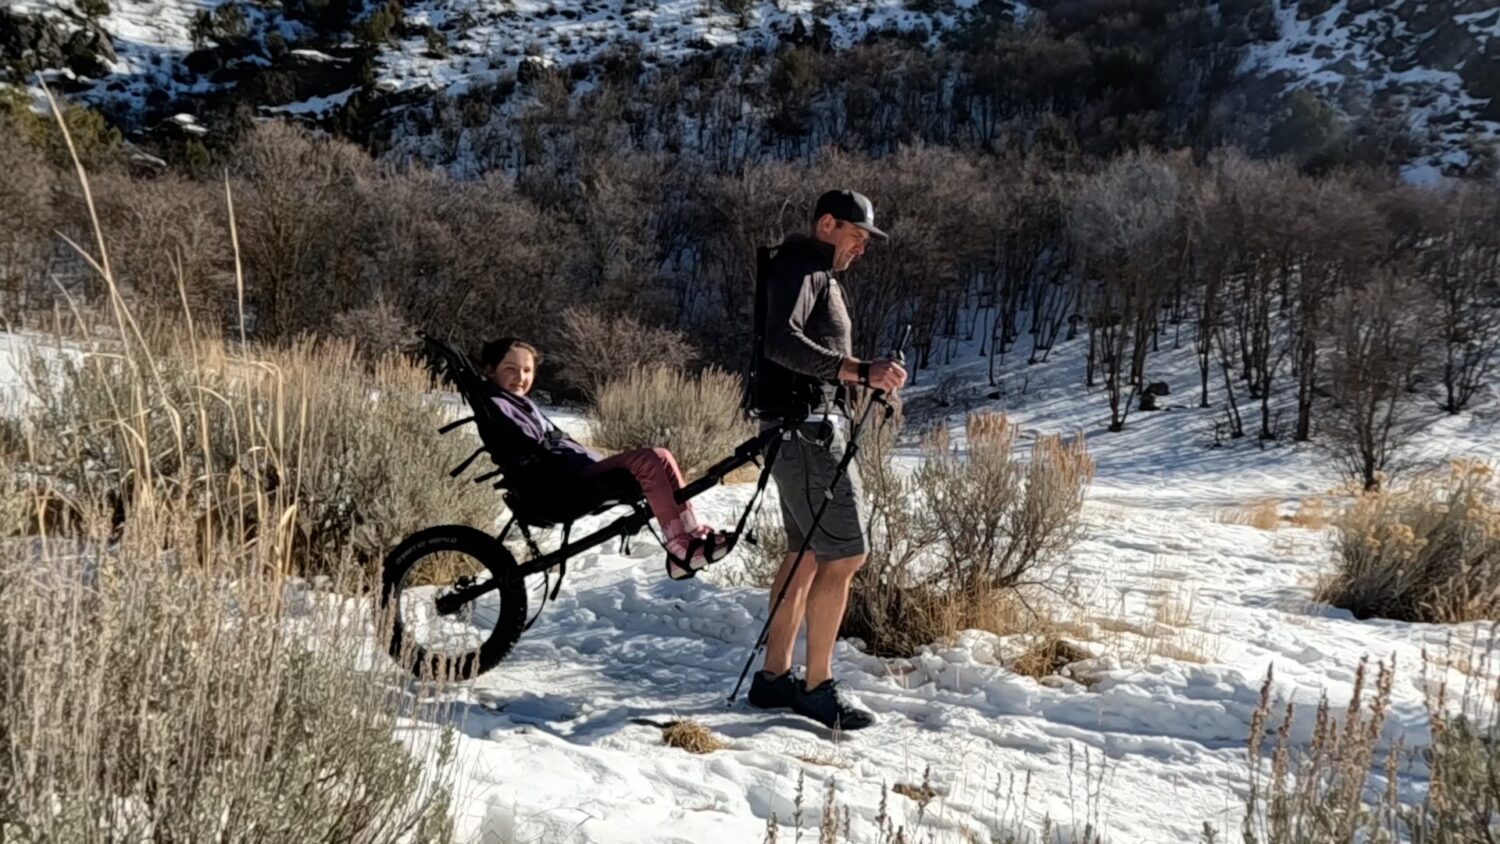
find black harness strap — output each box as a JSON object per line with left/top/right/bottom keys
{"left": 449, "top": 446, "right": 485, "bottom": 478}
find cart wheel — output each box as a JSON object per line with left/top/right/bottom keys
{"left": 380, "top": 525, "right": 527, "bottom": 681}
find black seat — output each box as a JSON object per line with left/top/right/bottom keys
{"left": 501, "top": 467, "right": 641, "bottom": 529}
{"left": 419, "top": 333, "right": 647, "bottom": 529}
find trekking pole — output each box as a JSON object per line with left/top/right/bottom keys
{"left": 727, "top": 325, "right": 911, "bottom": 706}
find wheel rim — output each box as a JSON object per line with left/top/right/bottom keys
{"left": 388, "top": 544, "right": 504, "bottom": 679}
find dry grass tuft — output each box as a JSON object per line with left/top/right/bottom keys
{"left": 1219, "top": 499, "right": 1282, "bottom": 531}
{"left": 660, "top": 719, "right": 726, "bottom": 754}
{"left": 892, "top": 781, "right": 937, "bottom": 804}
{"left": 795, "top": 753, "right": 851, "bottom": 770}
{"left": 1152, "top": 640, "right": 1210, "bottom": 664}
{"left": 1235, "top": 651, "right": 1500, "bottom": 842}
{"left": 1011, "top": 636, "right": 1092, "bottom": 680}
{"left": 1289, "top": 496, "right": 1328, "bottom": 530}
{"left": 1152, "top": 580, "right": 1198, "bottom": 629}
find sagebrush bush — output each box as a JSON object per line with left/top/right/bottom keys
{"left": 1318, "top": 460, "right": 1500, "bottom": 622}
{"left": 21, "top": 336, "right": 502, "bottom": 575}
{"left": 0, "top": 497, "right": 457, "bottom": 843}
{"left": 844, "top": 409, "right": 1094, "bottom": 657}
{"left": 917, "top": 412, "right": 1094, "bottom": 591}
{"left": 587, "top": 365, "right": 752, "bottom": 478}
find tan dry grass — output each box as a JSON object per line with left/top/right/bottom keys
{"left": 1319, "top": 460, "right": 1500, "bottom": 622}
{"left": 1010, "top": 636, "right": 1093, "bottom": 680}
{"left": 1218, "top": 499, "right": 1283, "bottom": 531}
{"left": 1289, "top": 496, "right": 1328, "bottom": 530}
{"left": 661, "top": 720, "right": 726, "bottom": 754}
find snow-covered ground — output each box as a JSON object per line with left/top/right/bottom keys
{"left": 6, "top": 327, "right": 1499, "bottom": 842}
{"left": 379, "top": 334, "right": 1498, "bottom": 842}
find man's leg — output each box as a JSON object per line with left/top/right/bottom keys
{"left": 802, "top": 553, "right": 865, "bottom": 689}
{"left": 761, "top": 551, "right": 816, "bottom": 677}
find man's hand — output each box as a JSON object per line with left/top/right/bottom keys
{"left": 837, "top": 357, "right": 908, "bottom": 393}
{"left": 867, "top": 359, "right": 907, "bottom": 393}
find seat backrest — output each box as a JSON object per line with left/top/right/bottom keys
{"left": 419, "top": 333, "right": 548, "bottom": 479}
{"left": 419, "top": 333, "right": 642, "bottom": 527}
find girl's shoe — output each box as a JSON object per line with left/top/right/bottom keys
{"left": 664, "top": 528, "right": 735, "bottom": 580}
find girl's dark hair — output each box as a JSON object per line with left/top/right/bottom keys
{"left": 480, "top": 338, "right": 540, "bottom": 371}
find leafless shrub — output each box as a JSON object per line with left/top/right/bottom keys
{"left": 917, "top": 412, "right": 1094, "bottom": 591}
{"left": 86, "top": 170, "right": 231, "bottom": 321}
{"left": 844, "top": 409, "right": 1094, "bottom": 657}
{"left": 0, "top": 128, "right": 57, "bottom": 321}
{"left": 705, "top": 507, "right": 784, "bottom": 588}
{"left": 329, "top": 296, "right": 415, "bottom": 361}
{"left": 229, "top": 121, "right": 372, "bottom": 339}
{"left": 558, "top": 306, "right": 696, "bottom": 399}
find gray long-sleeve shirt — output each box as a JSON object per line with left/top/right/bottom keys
{"left": 752, "top": 234, "right": 852, "bottom": 416}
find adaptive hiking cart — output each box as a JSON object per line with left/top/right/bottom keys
{"left": 381, "top": 327, "right": 906, "bottom": 686}
{"left": 380, "top": 333, "right": 787, "bottom": 681}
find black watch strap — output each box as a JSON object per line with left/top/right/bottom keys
{"left": 857, "top": 361, "right": 871, "bottom": 386}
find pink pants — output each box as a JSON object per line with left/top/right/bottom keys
{"left": 583, "top": 448, "right": 699, "bottom": 540}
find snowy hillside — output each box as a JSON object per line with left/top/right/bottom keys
{"left": 1241, "top": 0, "right": 1500, "bottom": 181}
{"left": 4, "top": 0, "right": 1497, "bottom": 176}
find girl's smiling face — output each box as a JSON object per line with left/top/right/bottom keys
{"left": 493, "top": 347, "right": 535, "bottom": 395}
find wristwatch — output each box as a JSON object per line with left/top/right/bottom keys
{"left": 857, "top": 361, "right": 871, "bottom": 386}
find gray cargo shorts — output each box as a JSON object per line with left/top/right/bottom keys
{"left": 766, "top": 418, "right": 869, "bottom": 562}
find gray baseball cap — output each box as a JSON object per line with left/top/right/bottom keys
{"left": 813, "top": 189, "right": 888, "bottom": 240}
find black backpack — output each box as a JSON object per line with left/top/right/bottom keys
{"left": 741, "top": 245, "right": 773, "bottom": 418}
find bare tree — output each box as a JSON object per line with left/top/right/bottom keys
{"left": 1417, "top": 185, "right": 1500, "bottom": 414}
{"left": 1322, "top": 273, "right": 1427, "bottom": 491}
{"left": 0, "top": 128, "right": 55, "bottom": 322}
{"left": 230, "top": 122, "right": 372, "bottom": 339}
{"left": 1284, "top": 175, "right": 1385, "bottom": 442}
{"left": 1068, "top": 152, "right": 1182, "bottom": 432}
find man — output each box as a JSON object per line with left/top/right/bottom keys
{"left": 746, "top": 190, "right": 907, "bottom": 731}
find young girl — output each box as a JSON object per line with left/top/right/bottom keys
{"left": 479, "top": 338, "right": 732, "bottom": 578}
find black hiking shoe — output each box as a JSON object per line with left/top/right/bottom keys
{"left": 747, "top": 670, "right": 798, "bottom": 711}
{"left": 791, "top": 679, "right": 876, "bottom": 731}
